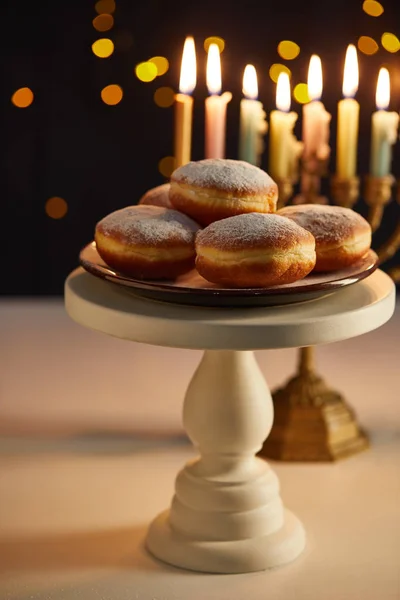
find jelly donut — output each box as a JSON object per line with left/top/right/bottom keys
{"left": 277, "top": 204, "right": 371, "bottom": 272}
{"left": 138, "top": 183, "right": 173, "bottom": 209}
{"left": 95, "top": 205, "right": 201, "bottom": 280}
{"left": 195, "top": 213, "right": 316, "bottom": 288}
{"left": 170, "top": 158, "right": 278, "bottom": 226}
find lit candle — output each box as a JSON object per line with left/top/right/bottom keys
{"left": 301, "top": 55, "right": 331, "bottom": 192}
{"left": 336, "top": 45, "right": 359, "bottom": 179}
{"left": 370, "top": 68, "right": 399, "bottom": 177}
{"left": 238, "top": 65, "right": 267, "bottom": 166}
{"left": 205, "top": 43, "right": 232, "bottom": 159}
{"left": 269, "top": 72, "right": 303, "bottom": 180}
{"left": 174, "top": 37, "right": 197, "bottom": 169}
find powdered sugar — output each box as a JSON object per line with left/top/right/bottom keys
{"left": 196, "top": 213, "right": 314, "bottom": 251}
{"left": 139, "top": 183, "right": 172, "bottom": 208}
{"left": 97, "top": 205, "right": 200, "bottom": 245}
{"left": 278, "top": 204, "right": 370, "bottom": 244}
{"left": 172, "top": 159, "right": 275, "bottom": 195}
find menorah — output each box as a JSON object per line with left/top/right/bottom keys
{"left": 261, "top": 158, "right": 400, "bottom": 462}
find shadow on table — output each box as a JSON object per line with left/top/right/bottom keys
{"left": 0, "top": 525, "right": 183, "bottom": 574}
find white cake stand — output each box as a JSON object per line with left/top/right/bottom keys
{"left": 65, "top": 268, "right": 395, "bottom": 574}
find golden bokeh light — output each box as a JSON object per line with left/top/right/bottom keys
{"left": 92, "top": 38, "right": 114, "bottom": 58}
{"left": 45, "top": 197, "right": 68, "bottom": 219}
{"left": 158, "top": 156, "right": 176, "bottom": 177}
{"left": 135, "top": 61, "right": 158, "bottom": 82}
{"left": 95, "top": 0, "right": 115, "bottom": 14}
{"left": 204, "top": 36, "right": 225, "bottom": 53}
{"left": 101, "top": 84, "right": 123, "bottom": 105}
{"left": 382, "top": 32, "right": 400, "bottom": 53}
{"left": 269, "top": 63, "right": 291, "bottom": 83}
{"left": 149, "top": 56, "right": 169, "bottom": 76}
{"left": 154, "top": 86, "right": 175, "bottom": 107}
{"left": 11, "top": 87, "right": 34, "bottom": 108}
{"left": 92, "top": 14, "right": 114, "bottom": 32}
{"left": 362, "top": 0, "right": 384, "bottom": 16}
{"left": 293, "top": 82, "right": 310, "bottom": 104}
{"left": 277, "top": 40, "right": 300, "bottom": 60}
{"left": 357, "top": 35, "right": 379, "bottom": 55}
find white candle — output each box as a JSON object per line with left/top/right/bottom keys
{"left": 174, "top": 37, "right": 196, "bottom": 169}
{"left": 370, "top": 68, "right": 399, "bottom": 177}
{"left": 205, "top": 43, "right": 232, "bottom": 159}
{"left": 269, "top": 72, "right": 302, "bottom": 180}
{"left": 238, "top": 65, "right": 267, "bottom": 166}
{"left": 336, "top": 45, "right": 360, "bottom": 178}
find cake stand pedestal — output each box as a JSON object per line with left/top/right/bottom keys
{"left": 64, "top": 268, "right": 395, "bottom": 574}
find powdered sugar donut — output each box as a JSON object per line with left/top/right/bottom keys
{"left": 138, "top": 183, "right": 173, "bottom": 209}
{"left": 95, "top": 205, "right": 201, "bottom": 280}
{"left": 278, "top": 204, "right": 371, "bottom": 272}
{"left": 195, "top": 213, "right": 316, "bottom": 288}
{"left": 170, "top": 159, "right": 278, "bottom": 226}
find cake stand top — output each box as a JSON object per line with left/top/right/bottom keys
{"left": 65, "top": 268, "right": 395, "bottom": 351}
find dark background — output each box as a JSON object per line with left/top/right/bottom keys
{"left": 3, "top": 0, "right": 400, "bottom": 295}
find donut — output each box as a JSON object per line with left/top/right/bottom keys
{"left": 277, "top": 204, "right": 371, "bottom": 272}
{"left": 138, "top": 183, "right": 173, "bottom": 209}
{"left": 95, "top": 205, "right": 201, "bottom": 280}
{"left": 195, "top": 213, "right": 316, "bottom": 288}
{"left": 170, "top": 158, "right": 278, "bottom": 226}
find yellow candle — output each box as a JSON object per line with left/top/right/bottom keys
{"left": 174, "top": 37, "right": 196, "bottom": 169}
{"left": 336, "top": 45, "right": 359, "bottom": 178}
{"left": 370, "top": 68, "right": 399, "bottom": 177}
{"left": 238, "top": 65, "right": 267, "bottom": 166}
{"left": 205, "top": 44, "right": 232, "bottom": 159}
{"left": 269, "top": 72, "right": 302, "bottom": 180}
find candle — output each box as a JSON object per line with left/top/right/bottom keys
{"left": 269, "top": 72, "right": 303, "bottom": 180}
{"left": 370, "top": 68, "right": 399, "bottom": 177}
{"left": 238, "top": 65, "right": 267, "bottom": 166}
{"left": 301, "top": 55, "right": 331, "bottom": 192}
{"left": 336, "top": 45, "right": 360, "bottom": 178}
{"left": 205, "top": 43, "right": 232, "bottom": 159}
{"left": 174, "top": 36, "right": 196, "bottom": 169}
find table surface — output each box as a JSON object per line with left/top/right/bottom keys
{"left": 0, "top": 298, "right": 400, "bottom": 599}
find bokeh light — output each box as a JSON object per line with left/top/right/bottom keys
{"left": 293, "top": 83, "right": 310, "bottom": 104}
{"left": 149, "top": 56, "right": 169, "bottom": 76}
{"left": 101, "top": 84, "right": 123, "bottom": 105}
{"left": 381, "top": 33, "right": 400, "bottom": 53}
{"left": 45, "top": 197, "right": 68, "bottom": 219}
{"left": 95, "top": 0, "right": 115, "bottom": 14}
{"left": 357, "top": 35, "right": 379, "bottom": 55}
{"left": 204, "top": 36, "right": 225, "bottom": 53}
{"left": 269, "top": 64, "right": 291, "bottom": 83}
{"left": 158, "top": 156, "right": 175, "bottom": 177}
{"left": 11, "top": 87, "right": 34, "bottom": 108}
{"left": 92, "top": 38, "right": 114, "bottom": 58}
{"left": 154, "top": 87, "right": 175, "bottom": 107}
{"left": 277, "top": 40, "right": 300, "bottom": 60}
{"left": 135, "top": 61, "right": 158, "bottom": 82}
{"left": 362, "top": 0, "right": 384, "bottom": 16}
{"left": 92, "top": 14, "right": 114, "bottom": 32}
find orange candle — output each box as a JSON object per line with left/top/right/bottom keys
{"left": 205, "top": 44, "right": 232, "bottom": 159}
{"left": 174, "top": 37, "right": 197, "bottom": 168}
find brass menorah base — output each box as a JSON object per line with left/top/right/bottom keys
{"left": 260, "top": 347, "right": 369, "bottom": 462}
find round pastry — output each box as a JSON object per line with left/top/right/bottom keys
{"left": 138, "top": 183, "right": 173, "bottom": 209}
{"left": 277, "top": 204, "right": 371, "bottom": 272}
{"left": 95, "top": 205, "right": 201, "bottom": 280}
{"left": 170, "top": 158, "right": 278, "bottom": 226}
{"left": 195, "top": 213, "right": 316, "bottom": 288}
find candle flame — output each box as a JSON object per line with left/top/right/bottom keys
{"left": 376, "top": 67, "right": 390, "bottom": 110}
{"left": 179, "top": 36, "right": 196, "bottom": 94}
{"left": 276, "top": 72, "right": 291, "bottom": 112}
{"left": 242, "top": 64, "right": 258, "bottom": 99}
{"left": 343, "top": 44, "right": 359, "bottom": 98}
{"left": 207, "top": 43, "right": 221, "bottom": 95}
{"left": 308, "top": 54, "right": 323, "bottom": 101}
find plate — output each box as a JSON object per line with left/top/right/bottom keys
{"left": 79, "top": 243, "right": 379, "bottom": 308}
